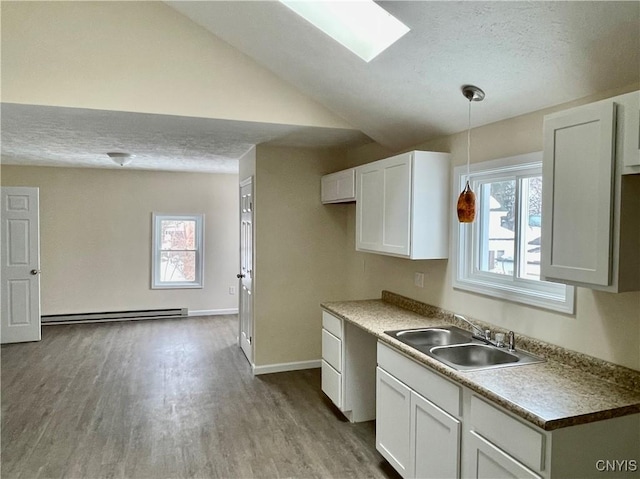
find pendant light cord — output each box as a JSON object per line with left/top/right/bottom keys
{"left": 466, "top": 99, "right": 472, "bottom": 178}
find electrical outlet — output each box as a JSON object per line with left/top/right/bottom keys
{"left": 229, "top": 286, "right": 236, "bottom": 295}
{"left": 414, "top": 272, "right": 425, "bottom": 288}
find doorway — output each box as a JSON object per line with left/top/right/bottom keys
{"left": 1, "top": 186, "right": 42, "bottom": 343}
{"left": 238, "top": 177, "right": 254, "bottom": 364}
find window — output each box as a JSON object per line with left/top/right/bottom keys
{"left": 152, "top": 214, "right": 204, "bottom": 289}
{"left": 452, "top": 152, "right": 575, "bottom": 313}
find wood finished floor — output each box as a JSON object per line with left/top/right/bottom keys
{"left": 1, "top": 316, "right": 400, "bottom": 479}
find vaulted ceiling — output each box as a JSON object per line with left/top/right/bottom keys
{"left": 2, "top": 1, "right": 638, "bottom": 173}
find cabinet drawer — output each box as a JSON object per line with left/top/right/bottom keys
{"left": 321, "top": 360, "right": 342, "bottom": 408}
{"left": 377, "top": 341, "right": 461, "bottom": 417}
{"left": 470, "top": 395, "right": 545, "bottom": 472}
{"left": 468, "top": 431, "right": 542, "bottom": 479}
{"left": 322, "top": 329, "right": 342, "bottom": 372}
{"left": 322, "top": 311, "right": 343, "bottom": 339}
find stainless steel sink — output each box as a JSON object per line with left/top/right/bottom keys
{"left": 392, "top": 326, "right": 471, "bottom": 348}
{"left": 384, "top": 326, "right": 545, "bottom": 372}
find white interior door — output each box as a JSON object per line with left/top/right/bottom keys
{"left": 1, "top": 187, "right": 41, "bottom": 344}
{"left": 238, "top": 177, "right": 253, "bottom": 364}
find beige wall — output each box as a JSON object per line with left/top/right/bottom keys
{"left": 1, "top": 1, "right": 353, "bottom": 130}
{"left": 253, "top": 146, "right": 350, "bottom": 367}
{"left": 341, "top": 84, "right": 640, "bottom": 371}
{"left": 1, "top": 165, "right": 239, "bottom": 315}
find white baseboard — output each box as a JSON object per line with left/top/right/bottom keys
{"left": 253, "top": 359, "right": 321, "bottom": 376}
{"left": 188, "top": 308, "right": 238, "bottom": 317}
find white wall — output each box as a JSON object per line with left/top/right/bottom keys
{"left": 341, "top": 84, "right": 640, "bottom": 371}
{"left": 253, "top": 146, "right": 351, "bottom": 367}
{"left": 1, "top": 1, "right": 353, "bottom": 130}
{"left": 1, "top": 165, "right": 239, "bottom": 316}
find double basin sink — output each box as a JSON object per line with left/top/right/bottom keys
{"left": 385, "top": 325, "right": 544, "bottom": 372}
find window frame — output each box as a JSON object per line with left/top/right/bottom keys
{"left": 151, "top": 213, "right": 204, "bottom": 289}
{"left": 451, "top": 152, "right": 575, "bottom": 314}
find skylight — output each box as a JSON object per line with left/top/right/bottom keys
{"left": 279, "top": 1, "right": 410, "bottom": 62}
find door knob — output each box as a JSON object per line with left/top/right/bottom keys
{"left": 237, "top": 273, "right": 245, "bottom": 279}
{"left": 30, "top": 269, "right": 40, "bottom": 275}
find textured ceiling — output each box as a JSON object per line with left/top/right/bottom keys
{"left": 3, "top": 1, "right": 639, "bottom": 173}
{"left": 168, "top": 0, "right": 640, "bottom": 150}
{"left": 0, "top": 104, "right": 370, "bottom": 173}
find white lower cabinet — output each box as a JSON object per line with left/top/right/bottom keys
{"left": 468, "top": 431, "right": 541, "bottom": 479}
{"left": 321, "top": 310, "right": 377, "bottom": 422}
{"left": 377, "top": 342, "right": 461, "bottom": 479}
{"left": 465, "top": 394, "right": 640, "bottom": 479}
{"left": 411, "top": 388, "right": 460, "bottom": 479}
{"left": 376, "top": 341, "right": 640, "bottom": 479}
{"left": 376, "top": 367, "right": 412, "bottom": 476}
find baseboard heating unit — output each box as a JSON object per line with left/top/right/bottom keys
{"left": 41, "top": 308, "right": 188, "bottom": 325}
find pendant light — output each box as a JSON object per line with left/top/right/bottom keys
{"left": 456, "top": 85, "right": 485, "bottom": 223}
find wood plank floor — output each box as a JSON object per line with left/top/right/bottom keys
{"left": 1, "top": 316, "right": 400, "bottom": 479}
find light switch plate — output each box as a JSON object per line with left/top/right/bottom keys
{"left": 414, "top": 272, "right": 425, "bottom": 288}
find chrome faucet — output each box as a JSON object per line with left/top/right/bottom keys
{"left": 507, "top": 331, "right": 516, "bottom": 351}
{"left": 454, "top": 314, "right": 491, "bottom": 341}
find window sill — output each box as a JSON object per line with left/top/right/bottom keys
{"left": 453, "top": 276, "right": 575, "bottom": 314}
{"left": 151, "top": 283, "right": 204, "bottom": 290}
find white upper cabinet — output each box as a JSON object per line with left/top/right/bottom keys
{"left": 620, "top": 91, "right": 640, "bottom": 172}
{"left": 356, "top": 151, "right": 450, "bottom": 259}
{"left": 542, "top": 91, "right": 640, "bottom": 292}
{"left": 321, "top": 168, "right": 356, "bottom": 204}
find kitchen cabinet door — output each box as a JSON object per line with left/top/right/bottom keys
{"left": 356, "top": 154, "right": 411, "bottom": 256}
{"left": 376, "top": 367, "right": 412, "bottom": 478}
{"left": 356, "top": 151, "right": 449, "bottom": 259}
{"left": 542, "top": 91, "right": 640, "bottom": 292}
{"left": 541, "top": 101, "right": 616, "bottom": 287}
{"left": 411, "top": 391, "right": 460, "bottom": 479}
{"left": 357, "top": 163, "right": 385, "bottom": 252}
{"left": 321, "top": 168, "right": 356, "bottom": 203}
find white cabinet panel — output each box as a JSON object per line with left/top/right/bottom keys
{"left": 321, "top": 329, "right": 341, "bottom": 372}
{"left": 620, "top": 91, "right": 640, "bottom": 169}
{"left": 377, "top": 342, "right": 461, "bottom": 479}
{"left": 321, "top": 168, "right": 356, "bottom": 203}
{"left": 356, "top": 150, "right": 449, "bottom": 259}
{"left": 411, "top": 391, "right": 460, "bottom": 479}
{"left": 322, "top": 310, "right": 342, "bottom": 338}
{"left": 542, "top": 90, "right": 640, "bottom": 292}
{"left": 377, "top": 341, "right": 460, "bottom": 417}
{"left": 376, "top": 367, "right": 412, "bottom": 478}
{"left": 381, "top": 159, "right": 411, "bottom": 255}
{"left": 468, "top": 431, "right": 541, "bottom": 479}
{"left": 542, "top": 101, "right": 615, "bottom": 286}
{"left": 321, "top": 310, "right": 376, "bottom": 423}
{"left": 470, "top": 396, "right": 544, "bottom": 472}
{"left": 357, "top": 167, "right": 384, "bottom": 250}
{"left": 321, "top": 360, "right": 341, "bottom": 408}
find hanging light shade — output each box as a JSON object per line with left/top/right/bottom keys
{"left": 457, "top": 85, "right": 485, "bottom": 223}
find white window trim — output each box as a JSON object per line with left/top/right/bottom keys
{"left": 451, "top": 152, "right": 575, "bottom": 314}
{"left": 151, "top": 213, "right": 204, "bottom": 289}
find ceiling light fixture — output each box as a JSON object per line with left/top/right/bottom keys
{"left": 456, "top": 85, "right": 485, "bottom": 223}
{"left": 278, "top": 0, "right": 409, "bottom": 62}
{"left": 107, "top": 152, "right": 134, "bottom": 167}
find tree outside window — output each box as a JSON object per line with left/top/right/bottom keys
{"left": 152, "top": 214, "right": 204, "bottom": 289}
{"left": 452, "top": 152, "right": 574, "bottom": 314}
